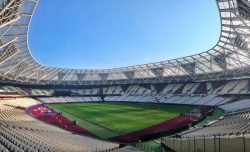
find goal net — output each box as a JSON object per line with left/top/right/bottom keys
{"left": 189, "top": 109, "right": 202, "bottom": 122}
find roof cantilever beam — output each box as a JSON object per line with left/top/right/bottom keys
{"left": 13, "top": 61, "right": 30, "bottom": 79}
{"left": 98, "top": 73, "right": 109, "bottom": 83}
{"left": 186, "top": 57, "right": 207, "bottom": 74}
{"left": 184, "top": 57, "right": 211, "bottom": 78}
{"left": 0, "top": 0, "right": 17, "bottom": 16}
{"left": 63, "top": 69, "right": 74, "bottom": 82}
{"left": 2, "top": 59, "right": 23, "bottom": 76}
{"left": 0, "top": 57, "right": 19, "bottom": 69}
{"left": 222, "top": 24, "right": 249, "bottom": 29}
{"left": 0, "top": 41, "right": 19, "bottom": 64}
{"left": 21, "top": 13, "right": 32, "bottom": 17}
{"left": 135, "top": 66, "right": 148, "bottom": 82}
{"left": 217, "top": 45, "right": 250, "bottom": 67}
{"left": 3, "top": 24, "right": 28, "bottom": 28}
{"left": 77, "top": 73, "right": 86, "bottom": 83}
{"left": 35, "top": 69, "right": 46, "bottom": 82}
{"left": 239, "top": 0, "right": 250, "bottom": 8}
{"left": 123, "top": 71, "right": 135, "bottom": 83}
{"left": 173, "top": 59, "right": 194, "bottom": 77}
{"left": 0, "top": 0, "right": 249, "bottom": 85}
{"left": 0, "top": 16, "right": 20, "bottom": 28}
{"left": 0, "top": 37, "right": 17, "bottom": 49}
{"left": 158, "top": 62, "right": 179, "bottom": 81}
{"left": 20, "top": 67, "right": 37, "bottom": 81}
{"left": 0, "top": 0, "right": 22, "bottom": 28}
{"left": 218, "top": 41, "right": 250, "bottom": 59}
{"left": 206, "top": 51, "right": 227, "bottom": 71}
{"left": 57, "top": 72, "right": 66, "bottom": 81}
{"left": 40, "top": 68, "right": 58, "bottom": 81}
{"left": 2, "top": 33, "right": 26, "bottom": 37}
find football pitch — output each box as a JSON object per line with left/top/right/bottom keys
{"left": 46, "top": 102, "right": 195, "bottom": 139}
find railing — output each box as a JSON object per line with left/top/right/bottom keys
{"left": 135, "top": 142, "right": 163, "bottom": 152}
{"left": 162, "top": 134, "right": 250, "bottom": 152}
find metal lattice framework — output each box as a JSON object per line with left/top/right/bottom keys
{"left": 0, "top": 0, "right": 250, "bottom": 86}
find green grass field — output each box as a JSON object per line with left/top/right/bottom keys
{"left": 46, "top": 102, "right": 195, "bottom": 139}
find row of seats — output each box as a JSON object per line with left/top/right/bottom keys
{"left": 2, "top": 79, "right": 250, "bottom": 97}
{"left": 0, "top": 99, "right": 119, "bottom": 151}
{"left": 161, "top": 98, "right": 250, "bottom": 143}
{"left": 111, "top": 146, "right": 144, "bottom": 152}
{"left": 37, "top": 96, "right": 103, "bottom": 103}
{"left": 212, "top": 80, "right": 248, "bottom": 94}
{"left": 179, "top": 110, "right": 250, "bottom": 138}
{"left": 37, "top": 94, "right": 231, "bottom": 106}
{"left": 220, "top": 99, "right": 250, "bottom": 113}
{"left": 104, "top": 94, "right": 231, "bottom": 106}
{"left": 30, "top": 89, "right": 52, "bottom": 96}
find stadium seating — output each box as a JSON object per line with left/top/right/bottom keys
{"left": 37, "top": 93, "right": 232, "bottom": 107}
{"left": 30, "top": 89, "right": 52, "bottom": 96}
{"left": 1, "top": 0, "right": 250, "bottom": 150}
{"left": 0, "top": 79, "right": 249, "bottom": 151}
{"left": 0, "top": 99, "right": 119, "bottom": 151}
{"left": 111, "top": 146, "right": 144, "bottom": 152}
{"left": 219, "top": 99, "right": 250, "bottom": 112}
{"left": 180, "top": 111, "right": 250, "bottom": 137}
{"left": 164, "top": 97, "right": 250, "bottom": 139}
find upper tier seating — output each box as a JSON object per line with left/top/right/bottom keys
{"left": 38, "top": 93, "right": 231, "bottom": 107}
{"left": 2, "top": 79, "right": 250, "bottom": 97}
{"left": 31, "top": 89, "right": 52, "bottom": 96}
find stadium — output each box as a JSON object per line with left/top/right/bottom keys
{"left": 0, "top": 0, "right": 250, "bottom": 151}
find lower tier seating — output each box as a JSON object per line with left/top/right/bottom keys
{"left": 176, "top": 110, "right": 250, "bottom": 138}
{"left": 111, "top": 146, "right": 144, "bottom": 152}
{"left": 0, "top": 99, "right": 119, "bottom": 151}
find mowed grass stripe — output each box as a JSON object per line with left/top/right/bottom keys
{"left": 50, "top": 106, "right": 122, "bottom": 138}
{"left": 46, "top": 102, "right": 194, "bottom": 139}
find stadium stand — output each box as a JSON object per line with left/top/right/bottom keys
{"left": 111, "top": 146, "right": 144, "bottom": 152}
{"left": 161, "top": 97, "right": 250, "bottom": 151}
{"left": 0, "top": 98, "right": 119, "bottom": 151}
{"left": 0, "top": 0, "right": 250, "bottom": 151}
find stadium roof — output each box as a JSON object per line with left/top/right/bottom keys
{"left": 0, "top": 0, "right": 250, "bottom": 86}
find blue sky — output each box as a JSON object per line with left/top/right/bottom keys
{"left": 29, "top": 0, "right": 220, "bottom": 69}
